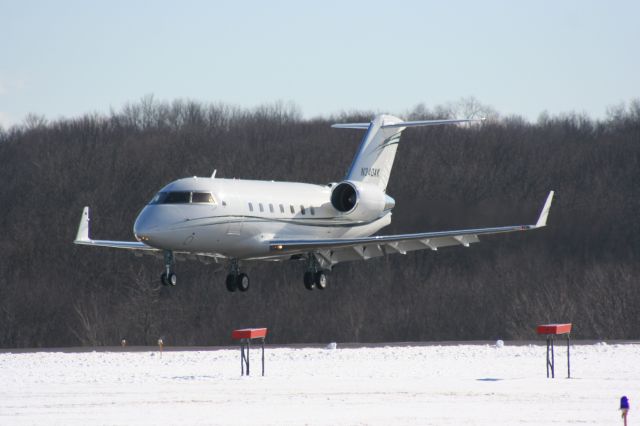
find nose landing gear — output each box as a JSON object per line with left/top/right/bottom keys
{"left": 160, "top": 250, "right": 177, "bottom": 286}
{"left": 161, "top": 272, "right": 177, "bottom": 286}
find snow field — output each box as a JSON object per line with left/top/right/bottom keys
{"left": 0, "top": 342, "right": 638, "bottom": 425}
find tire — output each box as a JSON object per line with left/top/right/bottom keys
{"left": 168, "top": 272, "right": 177, "bottom": 286}
{"left": 160, "top": 273, "right": 169, "bottom": 286}
{"left": 315, "top": 271, "right": 327, "bottom": 290}
{"left": 226, "top": 274, "right": 238, "bottom": 292}
{"left": 237, "top": 273, "right": 250, "bottom": 292}
{"left": 303, "top": 271, "right": 315, "bottom": 290}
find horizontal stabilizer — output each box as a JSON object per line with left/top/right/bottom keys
{"left": 381, "top": 118, "right": 484, "bottom": 128}
{"left": 331, "top": 118, "right": 483, "bottom": 130}
{"left": 331, "top": 123, "right": 370, "bottom": 129}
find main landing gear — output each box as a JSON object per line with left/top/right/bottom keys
{"left": 160, "top": 250, "right": 177, "bottom": 286}
{"left": 303, "top": 255, "right": 328, "bottom": 290}
{"left": 158, "top": 253, "right": 328, "bottom": 292}
{"left": 303, "top": 271, "right": 327, "bottom": 290}
{"left": 225, "top": 259, "right": 250, "bottom": 293}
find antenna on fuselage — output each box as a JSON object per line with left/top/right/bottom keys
{"left": 211, "top": 169, "right": 217, "bottom": 178}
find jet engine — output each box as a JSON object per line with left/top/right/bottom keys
{"left": 330, "top": 181, "right": 395, "bottom": 221}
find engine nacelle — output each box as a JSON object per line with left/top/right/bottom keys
{"left": 330, "top": 181, "right": 395, "bottom": 221}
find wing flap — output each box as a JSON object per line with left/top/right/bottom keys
{"left": 269, "top": 225, "right": 527, "bottom": 254}
{"left": 74, "top": 238, "right": 155, "bottom": 250}
{"left": 269, "top": 192, "right": 554, "bottom": 263}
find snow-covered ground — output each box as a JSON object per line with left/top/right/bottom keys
{"left": 1, "top": 342, "right": 638, "bottom": 425}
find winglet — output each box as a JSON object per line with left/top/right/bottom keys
{"left": 535, "top": 191, "right": 554, "bottom": 228}
{"left": 74, "top": 206, "right": 91, "bottom": 243}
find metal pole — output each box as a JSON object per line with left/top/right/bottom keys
{"left": 567, "top": 333, "right": 571, "bottom": 378}
{"left": 546, "top": 337, "right": 550, "bottom": 378}
{"left": 247, "top": 339, "right": 250, "bottom": 376}
{"left": 240, "top": 340, "right": 245, "bottom": 376}
{"left": 261, "top": 338, "right": 265, "bottom": 376}
{"left": 551, "top": 337, "right": 555, "bottom": 378}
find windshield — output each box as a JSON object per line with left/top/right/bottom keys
{"left": 150, "top": 191, "right": 216, "bottom": 205}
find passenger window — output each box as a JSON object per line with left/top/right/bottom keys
{"left": 269, "top": 203, "right": 274, "bottom": 213}
{"left": 259, "top": 203, "right": 264, "bottom": 212}
{"left": 279, "top": 204, "right": 285, "bottom": 213}
{"left": 163, "top": 192, "right": 191, "bottom": 204}
{"left": 300, "top": 205, "right": 306, "bottom": 215}
{"left": 192, "top": 192, "right": 214, "bottom": 203}
{"left": 290, "top": 205, "right": 295, "bottom": 214}
{"left": 248, "top": 202, "right": 254, "bottom": 212}
{"left": 310, "top": 206, "right": 315, "bottom": 215}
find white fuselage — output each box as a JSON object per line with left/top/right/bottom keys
{"left": 133, "top": 177, "right": 392, "bottom": 259}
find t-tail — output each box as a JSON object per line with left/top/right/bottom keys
{"left": 333, "top": 115, "right": 483, "bottom": 192}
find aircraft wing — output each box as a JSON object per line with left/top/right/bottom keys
{"left": 269, "top": 191, "right": 554, "bottom": 268}
{"left": 73, "top": 207, "right": 225, "bottom": 265}
{"left": 73, "top": 207, "right": 158, "bottom": 251}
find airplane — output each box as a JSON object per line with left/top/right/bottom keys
{"left": 74, "top": 114, "right": 554, "bottom": 292}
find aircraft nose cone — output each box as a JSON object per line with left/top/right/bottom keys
{"left": 133, "top": 206, "right": 159, "bottom": 241}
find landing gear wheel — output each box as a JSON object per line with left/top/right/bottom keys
{"left": 161, "top": 272, "right": 177, "bottom": 286}
{"left": 304, "top": 272, "right": 315, "bottom": 290}
{"left": 167, "top": 272, "right": 177, "bottom": 286}
{"left": 237, "top": 273, "right": 250, "bottom": 292}
{"left": 314, "top": 271, "right": 327, "bottom": 290}
{"left": 160, "top": 251, "right": 177, "bottom": 287}
{"left": 226, "top": 274, "right": 238, "bottom": 292}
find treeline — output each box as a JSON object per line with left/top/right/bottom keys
{"left": 0, "top": 98, "right": 639, "bottom": 348}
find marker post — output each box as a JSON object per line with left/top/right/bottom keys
{"left": 158, "top": 338, "right": 164, "bottom": 358}
{"left": 231, "top": 328, "right": 267, "bottom": 376}
{"left": 536, "top": 323, "right": 571, "bottom": 378}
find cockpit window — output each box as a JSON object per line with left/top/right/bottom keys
{"left": 150, "top": 191, "right": 215, "bottom": 205}
{"left": 192, "top": 192, "right": 214, "bottom": 203}
{"left": 163, "top": 192, "right": 191, "bottom": 204}
{"left": 150, "top": 192, "right": 166, "bottom": 204}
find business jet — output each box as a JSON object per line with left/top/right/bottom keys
{"left": 74, "top": 114, "right": 554, "bottom": 292}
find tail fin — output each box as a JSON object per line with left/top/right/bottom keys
{"left": 333, "top": 115, "right": 482, "bottom": 191}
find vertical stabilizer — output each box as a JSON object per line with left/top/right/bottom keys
{"left": 343, "top": 114, "right": 405, "bottom": 192}
{"left": 333, "top": 115, "right": 482, "bottom": 192}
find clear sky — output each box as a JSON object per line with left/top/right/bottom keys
{"left": 1, "top": 0, "right": 638, "bottom": 127}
